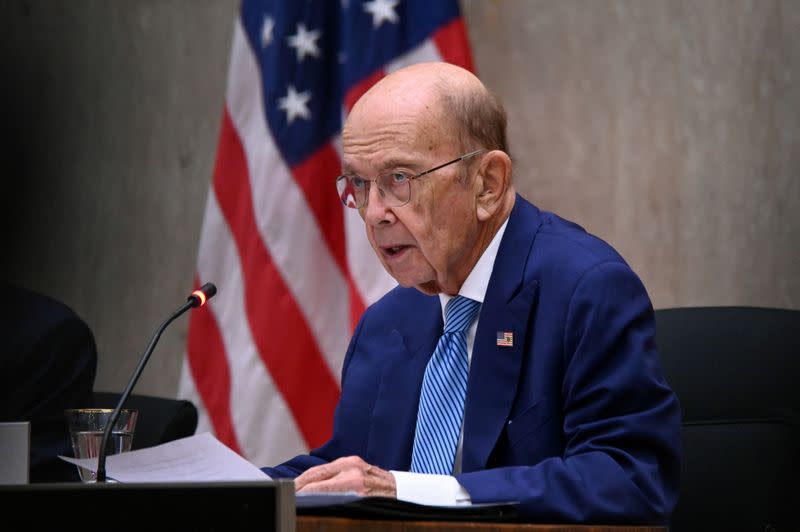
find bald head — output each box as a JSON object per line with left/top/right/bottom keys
{"left": 350, "top": 62, "right": 479, "bottom": 115}
{"left": 345, "top": 62, "right": 508, "bottom": 155}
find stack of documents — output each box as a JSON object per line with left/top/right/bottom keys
{"left": 59, "top": 432, "right": 271, "bottom": 483}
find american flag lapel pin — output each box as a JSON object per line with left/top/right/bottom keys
{"left": 496, "top": 330, "right": 514, "bottom": 347}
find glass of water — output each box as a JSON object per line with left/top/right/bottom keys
{"left": 65, "top": 408, "right": 138, "bottom": 482}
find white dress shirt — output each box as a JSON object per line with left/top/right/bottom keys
{"left": 390, "top": 219, "right": 509, "bottom": 506}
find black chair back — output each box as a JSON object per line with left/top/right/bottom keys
{"left": 91, "top": 392, "right": 198, "bottom": 450}
{"left": 655, "top": 306, "right": 800, "bottom": 531}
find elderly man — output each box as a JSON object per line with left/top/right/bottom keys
{"left": 262, "top": 62, "right": 681, "bottom": 524}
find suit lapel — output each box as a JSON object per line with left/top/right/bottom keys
{"left": 367, "top": 295, "right": 442, "bottom": 470}
{"left": 461, "top": 196, "right": 541, "bottom": 472}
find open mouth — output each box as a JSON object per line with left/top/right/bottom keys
{"left": 383, "top": 245, "right": 410, "bottom": 256}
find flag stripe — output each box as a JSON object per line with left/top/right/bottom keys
{"left": 290, "top": 144, "right": 367, "bottom": 329}
{"left": 213, "top": 108, "right": 339, "bottom": 448}
{"left": 432, "top": 18, "right": 475, "bottom": 71}
{"left": 194, "top": 187, "right": 305, "bottom": 464}
{"left": 291, "top": 145, "right": 348, "bottom": 272}
{"left": 386, "top": 38, "right": 442, "bottom": 73}
{"left": 185, "top": 275, "right": 243, "bottom": 456}
{"left": 227, "top": 20, "right": 352, "bottom": 379}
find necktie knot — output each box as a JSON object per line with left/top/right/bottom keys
{"left": 444, "top": 296, "right": 481, "bottom": 334}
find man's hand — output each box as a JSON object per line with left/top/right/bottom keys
{"left": 294, "top": 456, "right": 397, "bottom": 497}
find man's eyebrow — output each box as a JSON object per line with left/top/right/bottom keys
{"left": 342, "top": 157, "right": 417, "bottom": 175}
{"left": 381, "top": 157, "right": 415, "bottom": 170}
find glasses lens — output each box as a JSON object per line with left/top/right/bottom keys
{"left": 336, "top": 172, "right": 411, "bottom": 209}
{"left": 337, "top": 175, "right": 366, "bottom": 209}
{"left": 376, "top": 173, "right": 410, "bottom": 207}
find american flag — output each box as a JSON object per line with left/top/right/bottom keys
{"left": 496, "top": 331, "right": 514, "bottom": 347}
{"left": 178, "top": 0, "right": 474, "bottom": 466}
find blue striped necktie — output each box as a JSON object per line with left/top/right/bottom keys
{"left": 410, "top": 295, "right": 481, "bottom": 475}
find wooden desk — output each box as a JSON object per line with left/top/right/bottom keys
{"left": 297, "top": 516, "right": 667, "bottom": 532}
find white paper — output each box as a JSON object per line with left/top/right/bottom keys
{"left": 59, "top": 432, "right": 272, "bottom": 483}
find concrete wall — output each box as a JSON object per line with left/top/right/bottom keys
{"left": 1, "top": 0, "right": 238, "bottom": 396}
{"left": 2, "top": 0, "right": 798, "bottom": 398}
{"left": 463, "top": 0, "right": 799, "bottom": 311}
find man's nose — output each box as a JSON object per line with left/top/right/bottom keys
{"left": 362, "top": 183, "right": 393, "bottom": 225}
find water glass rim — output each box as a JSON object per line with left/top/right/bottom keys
{"left": 65, "top": 408, "right": 136, "bottom": 414}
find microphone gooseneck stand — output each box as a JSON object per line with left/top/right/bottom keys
{"left": 95, "top": 283, "right": 216, "bottom": 482}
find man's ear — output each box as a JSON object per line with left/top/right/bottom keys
{"left": 475, "top": 150, "right": 512, "bottom": 221}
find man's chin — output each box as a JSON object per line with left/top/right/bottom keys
{"left": 413, "top": 280, "right": 442, "bottom": 296}
{"left": 388, "top": 273, "right": 441, "bottom": 295}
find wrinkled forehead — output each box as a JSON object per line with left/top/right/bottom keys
{"left": 342, "top": 89, "right": 453, "bottom": 170}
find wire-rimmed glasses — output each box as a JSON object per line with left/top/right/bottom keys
{"left": 335, "top": 149, "right": 486, "bottom": 209}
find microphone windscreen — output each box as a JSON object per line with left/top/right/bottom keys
{"left": 199, "top": 282, "right": 217, "bottom": 300}
{"left": 189, "top": 283, "right": 217, "bottom": 307}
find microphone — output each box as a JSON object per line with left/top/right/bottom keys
{"left": 95, "top": 282, "right": 217, "bottom": 482}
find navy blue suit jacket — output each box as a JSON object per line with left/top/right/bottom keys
{"left": 263, "top": 196, "right": 681, "bottom": 524}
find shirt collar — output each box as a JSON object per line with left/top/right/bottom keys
{"left": 439, "top": 218, "right": 509, "bottom": 315}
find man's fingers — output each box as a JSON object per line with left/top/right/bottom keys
{"left": 295, "top": 463, "right": 335, "bottom": 490}
{"left": 297, "top": 479, "right": 342, "bottom": 494}
{"left": 296, "top": 462, "right": 397, "bottom": 498}
{"left": 294, "top": 456, "right": 368, "bottom": 490}
{"left": 296, "top": 466, "right": 361, "bottom": 494}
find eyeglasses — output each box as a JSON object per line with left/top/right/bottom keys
{"left": 335, "top": 149, "right": 486, "bottom": 209}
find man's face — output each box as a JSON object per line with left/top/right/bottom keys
{"left": 342, "top": 99, "right": 483, "bottom": 295}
